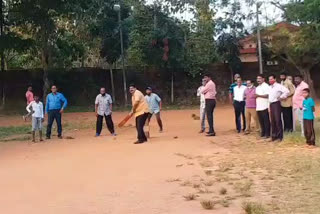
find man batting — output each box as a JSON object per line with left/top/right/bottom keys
{"left": 129, "top": 84, "right": 150, "bottom": 144}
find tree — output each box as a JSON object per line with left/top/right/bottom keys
{"left": 216, "top": 0, "right": 247, "bottom": 76}
{"left": 127, "top": 1, "right": 185, "bottom": 103}
{"left": 268, "top": 0, "right": 320, "bottom": 96}
{"left": 97, "top": 0, "right": 130, "bottom": 103}
{"left": 11, "top": 0, "right": 89, "bottom": 98}
{"left": 0, "top": 0, "right": 33, "bottom": 108}
{"left": 184, "top": 0, "right": 217, "bottom": 77}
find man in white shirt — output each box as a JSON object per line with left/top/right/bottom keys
{"left": 95, "top": 88, "right": 116, "bottom": 137}
{"left": 268, "top": 74, "right": 290, "bottom": 142}
{"left": 233, "top": 78, "right": 247, "bottom": 133}
{"left": 256, "top": 75, "right": 271, "bottom": 139}
{"left": 26, "top": 95, "right": 44, "bottom": 142}
{"left": 197, "top": 79, "right": 206, "bottom": 133}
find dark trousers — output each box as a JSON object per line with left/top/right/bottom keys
{"left": 147, "top": 112, "right": 163, "bottom": 131}
{"left": 233, "top": 101, "right": 246, "bottom": 132}
{"left": 46, "top": 109, "right": 62, "bottom": 137}
{"left": 205, "top": 99, "right": 216, "bottom": 133}
{"left": 304, "top": 119, "right": 315, "bottom": 145}
{"left": 257, "top": 109, "right": 271, "bottom": 138}
{"left": 282, "top": 106, "right": 293, "bottom": 132}
{"left": 136, "top": 113, "right": 148, "bottom": 142}
{"left": 270, "top": 101, "right": 283, "bottom": 141}
{"left": 96, "top": 114, "right": 115, "bottom": 135}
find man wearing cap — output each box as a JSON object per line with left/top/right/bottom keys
{"left": 145, "top": 87, "right": 163, "bottom": 132}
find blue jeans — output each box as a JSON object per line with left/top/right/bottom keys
{"left": 46, "top": 109, "right": 62, "bottom": 137}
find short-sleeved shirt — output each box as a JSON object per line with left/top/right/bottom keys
{"left": 229, "top": 82, "right": 247, "bottom": 95}
{"left": 145, "top": 93, "right": 161, "bottom": 114}
{"left": 256, "top": 82, "right": 270, "bottom": 111}
{"left": 293, "top": 81, "right": 309, "bottom": 109}
{"left": 95, "top": 94, "right": 113, "bottom": 116}
{"left": 245, "top": 87, "right": 257, "bottom": 109}
{"left": 303, "top": 97, "right": 315, "bottom": 120}
{"left": 132, "top": 90, "right": 149, "bottom": 117}
{"left": 26, "top": 91, "right": 34, "bottom": 105}
{"left": 233, "top": 85, "right": 246, "bottom": 102}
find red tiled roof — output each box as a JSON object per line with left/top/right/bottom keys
{"left": 240, "top": 48, "right": 257, "bottom": 54}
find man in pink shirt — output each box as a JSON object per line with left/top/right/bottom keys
{"left": 201, "top": 73, "right": 217, "bottom": 136}
{"left": 244, "top": 80, "right": 260, "bottom": 134}
{"left": 23, "top": 86, "right": 34, "bottom": 121}
{"left": 293, "top": 75, "right": 309, "bottom": 136}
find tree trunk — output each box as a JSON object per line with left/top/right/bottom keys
{"left": 0, "top": 54, "right": 5, "bottom": 109}
{"left": 299, "top": 67, "right": 317, "bottom": 98}
{"left": 171, "top": 69, "right": 174, "bottom": 104}
{"left": 42, "top": 48, "right": 50, "bottom": 102}
{"left": 110, "top": 65, "right": 116, "bottom": 103}
{"left": 0, "top": 0, "right": 5, "bottom": 109}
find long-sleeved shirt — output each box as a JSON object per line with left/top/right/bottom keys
{"left": 26, "top": 91, "right": 34, "bottom": 105}
{"left": 201, "top": 80, "right": 216, "bottom": 100}
{"left": 197, "top": 86, "right": 205, "bottom": 108}
{"left": 293, "top": 81, "right": 309, "bottom": 109}
{"left": 268, "top": 82, "right": 289, "bottom": 103}
{"left": 26, "top": 101, "right": 44, "bottom": 118}
{"left": 45, "top": 92, "right": 68, "bottom": 113}
{"left": 281, "top": 79, "right": 295, "bottom": 107}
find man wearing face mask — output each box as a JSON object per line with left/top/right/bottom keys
{"left": 244, "top": 80, "right": 259, "bottom": 134}
{"left": 95, "top": 87, "right": 116, "bottom": 137}
{"left": 268, "top": 75, "right": 289, "bottom": 142}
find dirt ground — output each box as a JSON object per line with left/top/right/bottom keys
{"left": 1, "top": 106, "right": 320, "bottom": 214}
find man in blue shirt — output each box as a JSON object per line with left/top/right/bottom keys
{"left": 145, "top": 87, "right": 163, "bottom": 132}
{"left": 45, "top": 85, "right": 68, "bottom": 139}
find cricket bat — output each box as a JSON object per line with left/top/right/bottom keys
{"left": 118, "top": 114, "right": 133, "bottom": 128}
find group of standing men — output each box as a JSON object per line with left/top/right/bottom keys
{"left": 197, "top": 72, "right": 315, "bottom": 145}
{"left": 228, "top": 72, "right": 315, "bottom": 145}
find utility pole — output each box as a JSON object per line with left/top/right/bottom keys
{"left": 256, "top": 2, "right": 263, "bottom": 74}
{"left": 114, "top": 2, "right": 128, "bottom": 106}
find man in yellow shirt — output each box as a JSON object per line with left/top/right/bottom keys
{"left": 129, "top": 84, "right": 150, "bottom": 144}
{"left": 280, "top": 72, "right": 295, "bottom": 132}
